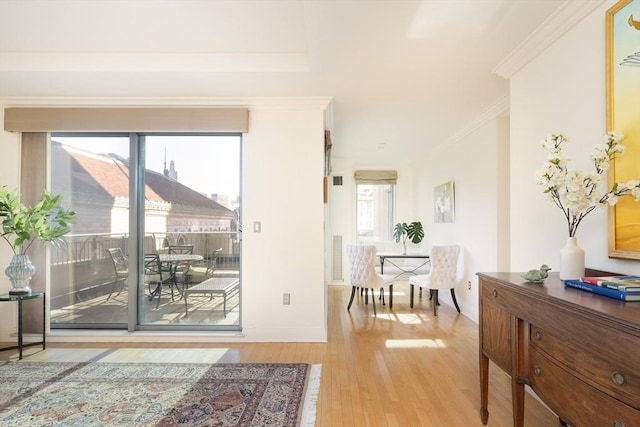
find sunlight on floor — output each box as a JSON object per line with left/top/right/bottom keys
{"left": 385, "top": 339, "right": 446, "bottom": 349}
{"left": 374, "top": 312, "right": 432, "bottom": 324}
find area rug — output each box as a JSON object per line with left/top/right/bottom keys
{"left": 0, "top": 361, "right": 321, "bottom": 426}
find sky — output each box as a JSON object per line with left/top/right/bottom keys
{"left": 53, "top": 135, "right": 241, "bottom": 200}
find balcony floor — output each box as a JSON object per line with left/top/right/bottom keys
{"left": 50, "top": 280, "right": 240, "bottom": 327}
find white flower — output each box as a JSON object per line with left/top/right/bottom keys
{"left": 537, "top": 132, "right": 640, "bottom": 237}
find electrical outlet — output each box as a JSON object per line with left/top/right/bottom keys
{"left": 283, "top": 293, "right": 290, "bottom": 305}
{"left": 467, "top": 280, "right": 472, "bottom": 290}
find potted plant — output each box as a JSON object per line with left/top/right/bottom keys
{"left": 393, "top": 221, "right": 424, "bottom": 255}
{"left": 0, "top": 186, "right": 75, "bottom": 294}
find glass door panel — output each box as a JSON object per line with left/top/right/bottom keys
{"left": 140, "top": 135, "right": 241, "bottom": 328}
{"left": 49, "top": 135, "right": 131, "bottom": 328}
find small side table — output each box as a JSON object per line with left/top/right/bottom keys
{"left": 0, "top": 291, "right": 46, "bottom": 360}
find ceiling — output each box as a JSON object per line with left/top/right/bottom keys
{"left": 0, "top": 0, "right": 569, "bottom": 164}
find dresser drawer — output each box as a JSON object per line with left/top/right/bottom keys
{"left": 481, "top": 279, "right": 521, "bottom": 313}
{"left": 530, "top": 347, "right": 640, "bottom": 426}
{"left": 530, "top": 324, "right": 640, "bottom": 407}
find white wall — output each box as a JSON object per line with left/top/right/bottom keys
{"left": 242, "top": 103, "right": 327, "bottom": 341}
{"left": 510, "top": 0, "right": 640, "bottom": 277}
{"left": 414, "top": 118, "right": 509, "bottom": 322}
{"left": 0, "top": 98, "right": 330, "bottom": 343}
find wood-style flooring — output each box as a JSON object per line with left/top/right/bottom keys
{"left": 0, "top": 283, "right": 559, "bottom": 426}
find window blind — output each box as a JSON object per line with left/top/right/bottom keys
{"left": 353, "top": 170, "right": 397, "bottom": 184}
{"left": 4, "top": 107, "right": 249, "bottom": 132}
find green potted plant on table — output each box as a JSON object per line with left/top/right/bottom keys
{"left": 0, "top": 186, "right": 75, "bottom": 295}
{"left": 393, "top": 221, "right": 424, "bottom": 255}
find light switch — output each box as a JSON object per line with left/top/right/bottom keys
{"left": 253, "top": 221, "right": 261, "bottom": 232}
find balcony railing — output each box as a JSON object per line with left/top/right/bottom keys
{"left": 50, "top": 231, "right": 240, "bottom": 313}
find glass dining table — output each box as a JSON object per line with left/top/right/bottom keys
{"left": 377, "top": 253, "right": 430, "bottom": 276}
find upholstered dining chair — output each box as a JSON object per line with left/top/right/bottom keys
{"left": 408, "top": 245, "right": 461, "bottom": 316}
{"left": 346, "top": 244, "right": 395, "bottom": 315}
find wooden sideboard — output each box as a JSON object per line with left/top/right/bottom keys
{"left": 478, "top": 272, "right": 640, "bottom": 427}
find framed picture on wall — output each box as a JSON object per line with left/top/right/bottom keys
{"left": 434, "top": 181, "right": 455, "bottom": 223}
{"left": 606, "top": 0, "right": 640, "bottom": 260}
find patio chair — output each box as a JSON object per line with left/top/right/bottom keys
{"left": 168, "top": 245, "right": 194, "bottom": 287}
{"left": 106, "top": 248, "right": 128, "bottom": 300}
{"left": 346, "top": 244, "right": 395, "bottom": 315}
{"left": 145, "top": 253, "right": 178, "bottom": 309}
{"left": 187, "top": 248, "right": 223, "bottom": 283}
{"left": 408, "top": 245, "right": 461, "bottom": 316}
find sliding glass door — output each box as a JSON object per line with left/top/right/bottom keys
{"left": 49, "top": 133, "right": 241, "bottom": 330}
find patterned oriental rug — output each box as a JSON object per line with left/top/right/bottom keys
{"left": 0, "top": 361, "right": 321, "bottom": 426}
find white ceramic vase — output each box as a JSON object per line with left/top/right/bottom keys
{"left": 5, "top": 254, "right": 36, "bottom": 295}
{"left": 559, "top": 236, "right": 585, "bottom": 281}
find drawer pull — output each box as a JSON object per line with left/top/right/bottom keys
{"left": 533, "top": 366, "right": 541, "bottom": 376}
{"left": 612, "top": 421, "right": 625, "bottom": 427}
{"left": 534, "top": 330, "right": 542, "bottom": 341}
{"left": 611, "top": 371, "right": 627, "bottom": 386}
{"left": 492, "top": 289, "right": 498, "bottom": 298}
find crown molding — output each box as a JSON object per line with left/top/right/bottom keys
{"left": 493, "top": 0, "right": 606, "bottom": 79}
{"left": 439, "top": 95, "right": 510, "bottom": 149}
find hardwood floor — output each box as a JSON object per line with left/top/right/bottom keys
{"left": 0, "top": 283, "right": 559, "bottom": 426}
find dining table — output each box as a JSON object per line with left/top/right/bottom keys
{"left": 377, "top": 252, "right": 430, "bottom": 276}
{"left": 158, "top": 253, "right": 204, "bottom": 287}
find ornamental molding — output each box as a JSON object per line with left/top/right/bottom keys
{"left": 439, "top": 95, "right": 510, "bottom": 150}
{"left": 493, "top": 0, "right": 606, "bottom": 79}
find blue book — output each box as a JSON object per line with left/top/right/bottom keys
{"left": 564, "top": 280, "right": 640, "bottom": 302}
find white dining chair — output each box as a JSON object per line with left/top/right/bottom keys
{"left": 346, "top": 244, "right": 395, "bottom": 315}
{"left": 409, "top": 245, "right": 461, "bottom": 316}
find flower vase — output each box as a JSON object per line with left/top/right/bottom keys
{"left": 5, "top": 254, "right": 36, "bottom": 295}
{"left": 402, "top": 243, "right": 407, "bottom": 255}
{"left": 559, "top": 237, "right": 584, "bottom": 281}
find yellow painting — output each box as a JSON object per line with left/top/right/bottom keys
{"left": 607, "top": 0, "right": 640, "bottom": 260}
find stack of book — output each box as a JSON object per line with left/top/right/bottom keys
{"left": 564, "top": 275, "right": 640, "bottom": 301}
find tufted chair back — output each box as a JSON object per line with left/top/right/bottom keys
{"left": 408, "top": 245, "right": 461, "bottom": 315}
{"left": 347, "top": 244, "right": 378, "bottom": 288}
{"left": 428, "top": 245, "right": 460, "bottom": 289}
{"left": 345, "top": 244, "right": 395, "bottom": 315}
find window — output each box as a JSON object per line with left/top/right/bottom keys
{"left": 354, "top": 170, "right": 397, "bottom": 243}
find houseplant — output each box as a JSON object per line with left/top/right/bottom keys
{"left": 536, "top": 131, "right": 640, "bottom": 279}
{"left": 393, "top": 221, "right": 424, "bottom": 255}
{"left": 0, "top": 186, "right": 75, "bottom": 294}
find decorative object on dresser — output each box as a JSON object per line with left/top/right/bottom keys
{"left": 0, "top": 187, "right": 75, "bottom": 295}
{"left": 564, "top": 279, "right": 640, "bottom": 301}
{"left": 535, "top": 132, "right": 640, "bottom": 280}
{"left": 520, "top": 264, "right": 551, "bottom": 283}
{"left": 477, "top": 271, "right": 640, "bottom": 427}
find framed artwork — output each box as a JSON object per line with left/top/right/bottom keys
{"left": 434, "top": 181, "right": 455, "bottom": 223}
{"left": 606, "top": 0, "right": 640, "bottom": 260}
